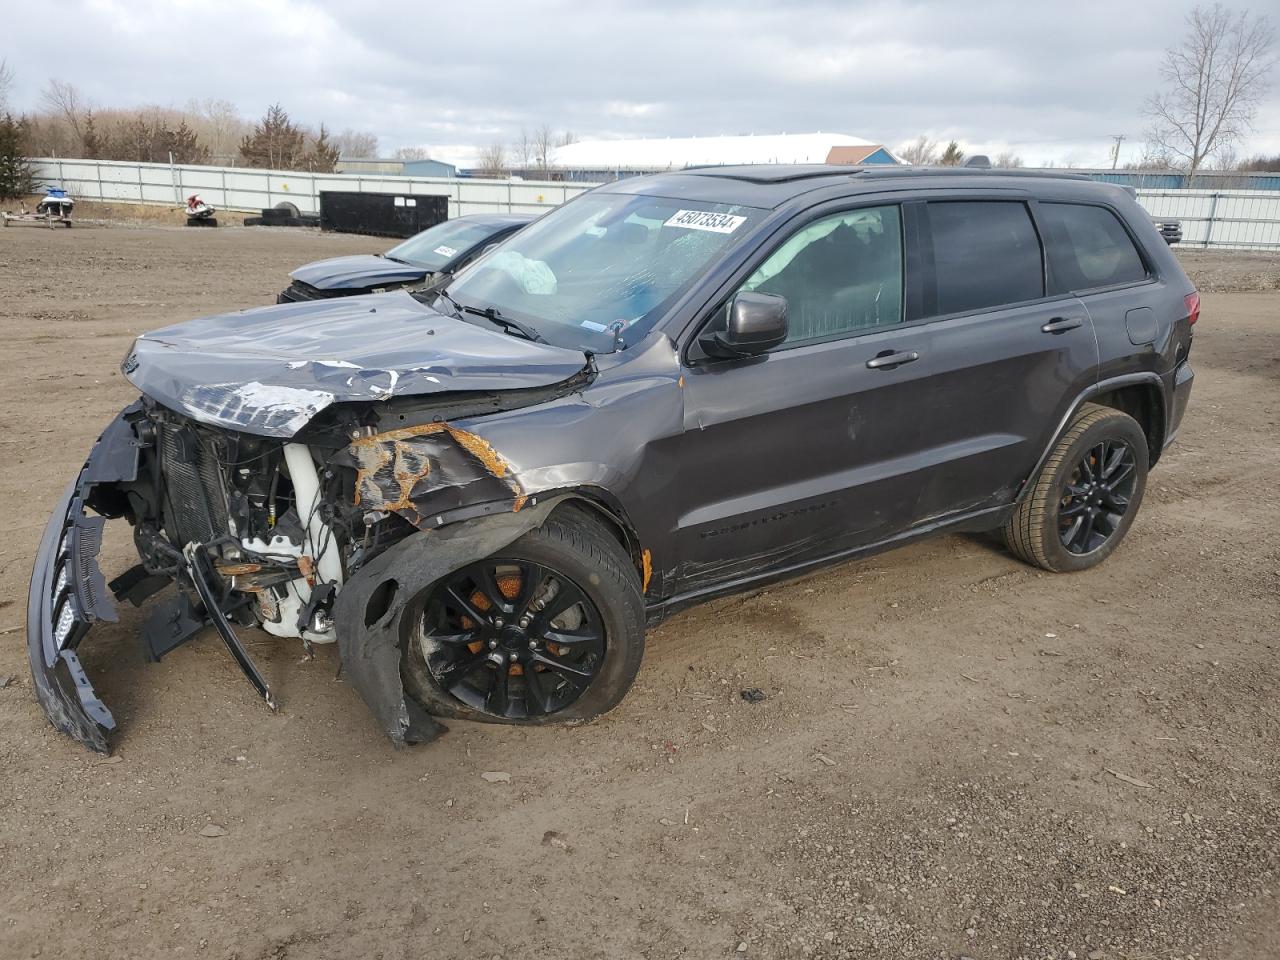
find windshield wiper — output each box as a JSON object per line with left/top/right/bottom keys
{"left": 432, "top": 289, "right": 547, "bottom": 344}
{"left": 459, "top": 303, "right": 547, "bottom": 344}
{"left": 433, "top": 288, "right": 465, "bottom": 315}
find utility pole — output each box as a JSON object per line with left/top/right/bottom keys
{"left": 1110, "top": 134, "right": 1126, "bottom": 170}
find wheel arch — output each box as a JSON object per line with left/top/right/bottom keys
{"left": 413, "top": 484, "right": 652, "bottom": 596}
{"left": 544, "top": 488, "right": 651, "bottom": 595}
{"left": 1087, "top": 380, "right": 1167, "bottom": 468}
{"left": 1018, "top": 373, "right": 1167, "bottom": 504}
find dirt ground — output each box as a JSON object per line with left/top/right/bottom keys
{"left": 0, "top": 223, "right": 1277, "bottom": 960}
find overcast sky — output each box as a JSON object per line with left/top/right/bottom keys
{"left": 5, "top": 0, "right": 1278, "bottom": 167}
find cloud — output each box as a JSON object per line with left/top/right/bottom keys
{"left": 5, "top": 0, "right": 1278, "bottom": 166}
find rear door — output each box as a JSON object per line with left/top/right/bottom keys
{"left": 1033, "top": 200, "right": 1162, "bottom": 384}
{"left": 909, "top": 198, "right": 1100, "bottom": 519}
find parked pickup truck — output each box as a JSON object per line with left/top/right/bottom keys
{"left": 1153, "top": 219, "right": 1183, "bottom": 244}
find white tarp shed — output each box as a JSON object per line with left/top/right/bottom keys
{"left": 550, "top": 133, "right": 892, "bottom": 171}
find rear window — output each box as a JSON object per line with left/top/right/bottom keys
{"left": 385, "top": 219, "right": 506, "bottom": 271}
{"left": 1040, "top": 202, "right": 1148, "bottom": 292}
{"left": 926, "top": 201, "right": 1044, "bottom": 315}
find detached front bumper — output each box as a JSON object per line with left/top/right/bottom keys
{"left": 27, "top": 401, "right": 572, "bottom": 754}
{"left": 26, "top": 408, "right": 142, "bottom": 752}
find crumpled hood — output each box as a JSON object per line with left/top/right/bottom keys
{"left": 123, "top": 292, "right": 590, "bottom": 437}
{"left": 290, "top": 254, "right": 428, "bottom": 291}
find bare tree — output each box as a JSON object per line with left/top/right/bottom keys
{"left": 531, "top": 123, "right": 557, "bottom": 171}
{"left": 475, "top": 140, "right": 509, "bottom": 177}
{"left": 393, "top": 145, "right": 433, "bottom": 161}
{"left": 897, "top": 135, "right": 939, "bottom": 165}
{"left": 993, "top": 151, "right": 1024, "bottom": 168}
{"left": 185, "top": 98, "right": 249, "bottom": 162}
{"left": 514, "top": 128, "right": 534, "bottom": 169}
{"left": 1143, "top": 3, "right": 1276, "bottom": 181}
{"left": 332, "top": 128, "right": 379, "bottom": 158}
{"left": 0, "top": 59, "right": 13, "bottom": 112}
{"left": 1123, "top": 150, "right": 1173, "bottom": 170}
{"left": 511, "top": 126, "right": 577, "bottom": 172}
{"left": 1238, "top": 152, "right": 1280, "bottom": 171}
{"left": 41, "top": 79, "right": 91, "bottom": 152}
{"left": 1210, "top": 144, "right": 1239, "bottom": 170}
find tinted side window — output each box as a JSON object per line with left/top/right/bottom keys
{"left": 742, "top": 205, "right": 903, "bottom": 344}
{"left": 1040, "top": 202, "right": 1148, "bottom": 292}
{"left": 926, "top": 201, "right": 1043, "bottom": 315}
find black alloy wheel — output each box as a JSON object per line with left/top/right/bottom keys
{"left": 1003, "top": 403, "right": 1150, "bottom": 573}
{"left": 1058, "top": 438, "right": 1138, "bottom": 555}
{"left": 417, "top": 559, "right": 607, "bottom": 719}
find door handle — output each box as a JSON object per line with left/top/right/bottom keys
{"left": 1041, "top": 317, "right": 1084, "bottom": 334}
{"left": 865, "top": 350, "right": 920, "bottom": 370}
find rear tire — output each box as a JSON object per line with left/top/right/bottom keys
{"left": 1003, "top": 403, "right": 1149, "bottom": 572}
{"left": 402, "top": 506, "right": 645, "bottom": 725}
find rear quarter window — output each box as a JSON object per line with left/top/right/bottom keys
{"left": 925, "top": 201, "right": 1044, "bottom": 315}
{"left": 1040, "top": 202, "right": 1148, "bottom": 292}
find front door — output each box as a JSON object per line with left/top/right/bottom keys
{"left": 673, "top": 204, "right": 939, "bottom": 595}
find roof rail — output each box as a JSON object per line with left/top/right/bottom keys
{"left": 854, "top": 166, "right": 1092, "bottom": 182}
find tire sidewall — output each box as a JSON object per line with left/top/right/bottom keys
{"left": 401, "top": 517, "right": 645, "bottom": 726}
{"left": 1038, "top": 413, "right": 1149, "bottom": 572}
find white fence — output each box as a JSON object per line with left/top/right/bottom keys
{"left": 29, "top": 157, "right": 1280, "bottom": 250}
{"left": 1135, "top": 189, "right": 1280, "bottom": 250}
{"left": 31, "top": 158, "right": 595, "bottom": 220}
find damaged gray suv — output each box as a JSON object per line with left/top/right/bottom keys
{"left": 29, "top": 164, "right": 1198, "bottom": 753}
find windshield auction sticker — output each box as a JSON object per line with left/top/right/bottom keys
{"left": 433, "top": 245, "right": 459, "bottom": 257}
{"left": 663, "top": 210, "right": 746, "bottom": 234}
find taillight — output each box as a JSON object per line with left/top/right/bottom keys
{"left": 1185, "top": 291, "right": 1200, "bottom": 326}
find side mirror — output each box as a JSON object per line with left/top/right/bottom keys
{"left": 698, "top": 292, "right": 789, "bottom": 359}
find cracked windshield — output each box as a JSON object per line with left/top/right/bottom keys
{"left": 443, "top": 194, "right": 762, "bottom": 350}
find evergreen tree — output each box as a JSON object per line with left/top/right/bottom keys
{"left": 168, "top": 121, "right": 210, "bottom": 165}
{"left": 82, "top": 112, "right": 103, "bottom": 159}
{"left": 938, "top": 140, "right": 965, "bottom": 166}
{"left": 305, "top": 123, "right": 339, "bottom": 172}
{"left": 0, "top": 113, "right": 35, "bottom": 200}
{"left": 239, "top": 104, "right": 305, "bottom": 170}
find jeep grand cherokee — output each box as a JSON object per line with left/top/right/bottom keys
{"left": 29, "top": 164, "right": 1197, "bottom": 752}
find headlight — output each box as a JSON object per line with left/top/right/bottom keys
{"left": 54, "top": 598, "right": 78, "bottom": 646}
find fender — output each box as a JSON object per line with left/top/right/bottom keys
{"left": 333, "top": 496, "right": 566, "bottom": 746}
{"left": 1015, "top": 372, "right": 1167, "bottom": 505}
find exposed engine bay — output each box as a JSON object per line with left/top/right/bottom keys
{"left": 31, "top": 356, "right": 594, "bottom": 752}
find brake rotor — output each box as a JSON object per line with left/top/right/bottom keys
{"left": 461, "top": 572, "right": 525, "bottom": 658}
